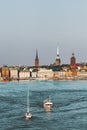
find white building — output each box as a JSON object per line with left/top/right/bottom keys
{"left": 37, "top": 69, "right": 53, "bottom": 79}
{"left": 32, "top": 72, "right": 38, "bottom": 78}
{"left": 10, "top": 68, "right": 18, "bottom": 80}
{"left": 19, "top": 70, "right": 30, "bottom": 80}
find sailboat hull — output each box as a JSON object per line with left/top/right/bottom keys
{"left": 25, "top": 112, "right": 32, "bottom": 119}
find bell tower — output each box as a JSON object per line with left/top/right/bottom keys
{"left": 55, "top": 46, "right": 61, "bottom": 66}
{"left": 70, "top": 52, "right": 76, "bottom": 68}
{"left": 70, "top": 52, "right": 77, "bottom": 76}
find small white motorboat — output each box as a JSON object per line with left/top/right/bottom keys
{"left": 43, "top": 96, "right": 53, "bottom": 112}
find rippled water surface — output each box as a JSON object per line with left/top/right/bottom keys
{"left": 0, "top": 80, "right": 87, "bottom": 130}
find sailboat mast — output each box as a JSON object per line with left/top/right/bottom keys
{"left": 27, "top": 88, "right": 29, "bottom": 113}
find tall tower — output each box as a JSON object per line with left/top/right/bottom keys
{"left": 70, "top": 52, "right": 77, "bottom": 76}
{"left": 55, "top": 46, "right": 61, "bottom": 66}
{"left": 35, "top": 50, "right": 39, "bottom": 67}
{"left": 70, "top": 52, "right": 76, "bottom": 69}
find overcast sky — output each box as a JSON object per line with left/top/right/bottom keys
{"left": 0, "top": 0, "right": 87, "bottom": 66}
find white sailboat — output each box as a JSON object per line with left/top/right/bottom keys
{"left": 25, "top": 87, "right": 32, "bottom": 119}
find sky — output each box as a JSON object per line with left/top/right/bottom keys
{"left": 0, "top": 0, "right": 87, "bottom": 66}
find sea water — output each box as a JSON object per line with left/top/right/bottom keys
{"left": 0, "top": 80, "right": 87, "bottom": 130}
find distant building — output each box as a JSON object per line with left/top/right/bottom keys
{"left": 55, "top": 46, "right": 61, "bottom": 66}
{"left": 77, "top": 70, "right": 87, "bottom": 79}
{"left": 35, "top": 49, "right": 39, "bottom": 67}
{"left": 2, "top": 66, "right": 10, "bottom": 80}
{"left": 19, "top": 69, "right": 30, "bottom": 80}
{"left": 0, "top": 72, "right": 1, "bottom": 77}
{"left": 38, "top": 68, "right": 53, "bottom": 79}
{"left": 10, "top": 67, "right": 19, "bottom": 80}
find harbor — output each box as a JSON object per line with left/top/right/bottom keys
{"left": 0, "top": 80, "right": 87, "bottom": 130}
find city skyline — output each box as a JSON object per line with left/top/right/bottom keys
{"left": 0, "top": 0, "right": 87, "bottom": 66}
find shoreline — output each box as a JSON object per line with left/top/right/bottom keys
{"left": 0, "top": 77, "right": 87, "bottom": 82}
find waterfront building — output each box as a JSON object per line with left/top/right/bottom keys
{"left": 2, "top": 66, "right": 10, "bottom": 80}
{"left": 32, "top": 68, "right": 38, "bottom": 78}
{"left": 53, "top": 71, "right": 66, "bottom": 80}
{"left": 77, "top": 70, "right": 87, "bottom": 79}
{"left": 35, "top": 50, "right": 39, "bottom": 67}
{"left": 32, "top": 71, "right": 38, "bottom": 78}
{"left": 53, "top": 71, "right": 59, "bottom": 79}
{"left": 10, "top": 67, "right": 19, "bottom": 80}
{"left": 19, "top": 69, "right": 30, "bottom": 80}
{"left": 57, "top": 71, "right": 66, "bottom": 79}
{"left": 55, "top": 47, "right": 61, "bottom": 66}
{"left": 37, "top": 68, "right": 53, "bottom": 80}
{"left": 82, "top": 64, "right": 87, "bottom": 71}
{"left": 0, "top": 72, "right": 1, "bottom": 77}
{"left": 65, "top": 69, "right": 72, "bottom": 77}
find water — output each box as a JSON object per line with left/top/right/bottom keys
{"left": 0, "top": 80, "right": 87, "bottom": 130}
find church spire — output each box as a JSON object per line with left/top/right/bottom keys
{"left": 35, "top": 49, "right": 39, "bottom": 67}
{"left": 36, "top": 49, "right": 38, "bottom": 60}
